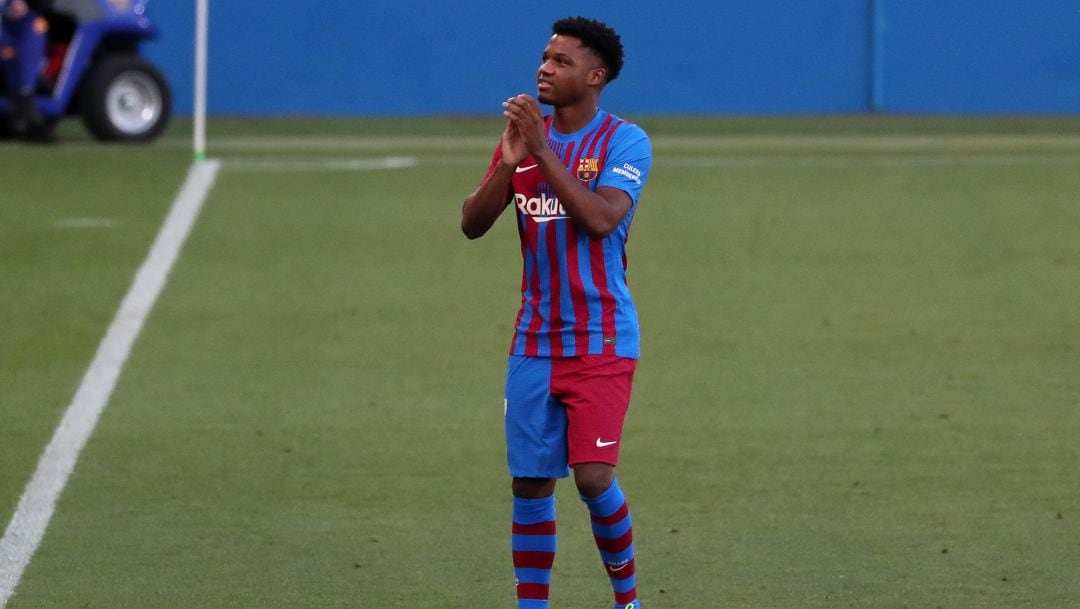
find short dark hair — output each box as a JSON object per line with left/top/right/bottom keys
{"left": 551, "top": 16, "right": 624, "bottom": 84}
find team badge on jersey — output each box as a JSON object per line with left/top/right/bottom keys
{"left": 576, "top": 158, "right": 600, "bottom": 182}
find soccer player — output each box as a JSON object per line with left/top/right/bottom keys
{"left": 460, "top": 16, "right": 652, "bottom": 609}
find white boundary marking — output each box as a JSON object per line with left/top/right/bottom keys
{"left": 0, "top": 160, "right": 222, "bottom": 609}
{"left": 222, "top": 156, "right": 417, "bottom": 173}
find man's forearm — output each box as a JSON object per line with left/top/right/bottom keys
{"left": 461, "top": 163, "right": 515, "bottom": 239}
{"left": 534, "top": 147, "right": 628, "bottom": 240}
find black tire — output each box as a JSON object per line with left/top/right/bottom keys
{"left": 79, "top": 54, "right": 171, "bottom": 142}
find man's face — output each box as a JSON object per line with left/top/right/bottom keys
{"left": 536, "top": 34, "right": 606, "bottom": 106}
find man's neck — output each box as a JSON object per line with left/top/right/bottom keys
{"left": 551, "top": 101, "right": 600, "bottom": 135}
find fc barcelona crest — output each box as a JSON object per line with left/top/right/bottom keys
{"left": 576, "top": 158, "right": 600, "bottom": 182}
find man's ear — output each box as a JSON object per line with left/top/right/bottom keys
{"left": 589, "top": 67, "right": 607, "bottom": 87}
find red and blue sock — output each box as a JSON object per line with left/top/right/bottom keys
{"left": 512, "top": 495, "right": 557, "bottom": 609}
{"left": 582, "top": 478, "right": 640, "bottom": 609}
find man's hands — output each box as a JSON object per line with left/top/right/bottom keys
{"left": 500, "top": 94, "right": 548, "bottom": 164}
{"left": 462, "top": 95, "right": 543, "bottom": 240}
{"left": 498, "top": 120, "right": 528, "bottom": 168}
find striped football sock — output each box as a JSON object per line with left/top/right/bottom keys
{"left": 582, "top": 478, "right": 639, "bottom": 609}
{"left": 512, "top": 495, "right": 557, "bottom": 609}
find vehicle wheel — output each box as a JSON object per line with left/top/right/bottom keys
{"left": 80, "top": 55, "right": 171, "bottom": 142}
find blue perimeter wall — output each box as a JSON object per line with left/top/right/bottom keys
{"left": 141, "top": 1, "right": 1080, "bottom": 116}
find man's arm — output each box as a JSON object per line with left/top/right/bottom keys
{"left": 502, "top": 95, "right": 632, "bottom": 240}
{"left": 461, "top": 120, "right": 529, "bottom": 239}
{"left": 532, "top": 144, "right": 632, "bottom": 240}
{"left": 461, "top": 161, "right": 513, "bottom": 240}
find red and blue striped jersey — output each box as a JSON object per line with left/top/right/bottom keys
{"left": 484, "top": 110, "right": 652, "bottom": 358}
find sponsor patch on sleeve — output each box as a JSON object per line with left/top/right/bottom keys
{"left": 610, "top": 163, "right": 642, "bottom": 185}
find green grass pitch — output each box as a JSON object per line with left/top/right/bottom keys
{"left": 2, "top": 116, "right": 1079, "bottom": 608}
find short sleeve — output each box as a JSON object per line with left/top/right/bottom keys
{"left": 596, "top": 124, "right": 651, "bottom": 203}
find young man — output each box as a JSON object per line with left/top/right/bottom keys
{"left": 461, "top": 16, "right": 652, "bottom": 609}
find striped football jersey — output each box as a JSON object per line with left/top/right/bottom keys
{"left": 484, "top": 110, "right": 652, "bottom": 358}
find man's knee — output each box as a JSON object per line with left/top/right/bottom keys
{"left": 512, "top": 477, "right": 556, "bottom": 499}
{"left": 573, "top": 462, "right": 615, "bottom": 498}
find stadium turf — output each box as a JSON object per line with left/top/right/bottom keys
{"left": 1, "top": 116, "right": 1078, "bottom": 608}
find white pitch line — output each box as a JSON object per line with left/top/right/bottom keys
{"left": 0, "top": 160, "right": 222, "bottom": 609}
{"left": 222, "top": 155, "right": 417, "bottom": 173}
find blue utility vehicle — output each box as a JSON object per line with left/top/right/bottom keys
{"left": 0, "top": 0, "right": 170, "bottom": 141}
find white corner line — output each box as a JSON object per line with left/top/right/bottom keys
{"left": 0, "top": 159, "right": 222, "bottom": 608}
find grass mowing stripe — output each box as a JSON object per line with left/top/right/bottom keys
{"left": 651, "top": 153, "right": 1080, "bottom": 168}
{"left": 413, "top": 153, "right": 1080, "bottom": 169}
{"left": 0, "top": 160, "right": 221, "bottom": 609}
{"left": 101, "top": 132, "right": 1080, "bottom": 153}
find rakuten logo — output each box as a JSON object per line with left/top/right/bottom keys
{"left": 514, "top": 193, "right": 569, "bottom": 223}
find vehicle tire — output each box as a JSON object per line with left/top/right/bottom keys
{"left": 80, "top": 54, "right": 171, "bottom": 142}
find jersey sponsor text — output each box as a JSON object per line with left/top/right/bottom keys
{"left": 514, "top": 192, "right": 568, "bottom": 222}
